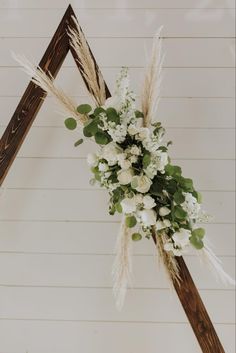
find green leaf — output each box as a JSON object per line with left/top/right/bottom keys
{"left": 173, "top": 206, "right": 188, "bottom": 220}
{"left": 95, "top": 131, "right": 110, "bottom": 145}
{"left": 115, "top": 203, "right": 123, "bottom": 214}
{"left": 158, "top": 146, "right": 168, "bottom": 152}
{"left": 126, "top": 215, "right": 137, "bottom": 228}
{"left": 192, "top": 228, "right": 205, "bottom": 239}
{"left": 179, "top": 177, "right": 194, "bottom": 192}
{"left": 77, "top": 104, "right": 92, "bottom": 114}
{"left": 74, "top": 138, "right": 83, "bottom": 147}
{"left": 64, "top": 117, "right": 77, "bottom": 130}
{"left": 143, "top": 152, "right": 151, "bottom": 168}
{"left": 196, "top": 191, "right": 203, "bottom": 203}
{"left": 165, "top": 164, "right": 182, "bottom": 177}
{"left": 132, "top": 233, "right": 142, "bottom": 241}
{"left": 190, "top": 235, "right": 204, "bottom": 249}
{"left": 173, "top": 190, "right": 185, "bottom": 204}
{"left": 106, "top": 107, "right": 120, "bottom": 124}
{"left": 83, "top": 119, "right": 99, "bottom": 137}
{"left": 135, "top": 110, "right": 144, "bottom": 118}
{"left": 94, "top": 107, "right": 105, "bottom": 116}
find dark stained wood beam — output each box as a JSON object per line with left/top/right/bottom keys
{"left": 0, "top": 5, "right": 226, "bottom": 353}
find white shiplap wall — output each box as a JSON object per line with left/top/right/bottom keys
{"left": 0, "top": 1, "right": 235, "bottom": 353}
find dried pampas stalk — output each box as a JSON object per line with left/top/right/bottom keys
{"left": 112, "top": 216, "right": 133, "bottom": 310}
{"left": 12, "top": 53, "right": 87, "bottom": 125}
{"left": 68, "top": 16, "right": 106, "bottom": 106}
{"left": 142, "top": 27, "right": 164, "bottom": 127}
{"left": 153, "top": 228, "right": 181, "bottom": 285}
{"left": 198, "top": 244, "right": 235, "bottom": 286}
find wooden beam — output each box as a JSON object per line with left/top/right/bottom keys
{"left": 0, "top": 5, "right": 226, "bottom": 353}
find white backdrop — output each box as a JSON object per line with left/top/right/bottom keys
{"left": 0, "top": 1, "right": 235, "bottom": 352}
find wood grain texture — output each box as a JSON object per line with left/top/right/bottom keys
{"left": 0, "top": 4, "right": 226, "bottom": 353}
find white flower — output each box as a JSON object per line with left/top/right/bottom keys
{"left": 130, "top": 155, "right": 138, "bottom": 164}
{"left": 128, "top": 124, "right": 139, "bottom": 135}
{"left": 120, "top": 197, "right": 136, "bottom": 214}
{"left": 156, "top": 152, "right": 168, "bottom": 172}
{"left": 172, "top": 228, "right": 191, "bottom": 248}
{"left": 156, "top": 219, "right": 171, "bottom": 230}
{"left": 98, "top": 162, "right": 108, "bottom": 172}
{"left": 117, "top": 168, "right": 133, "bottom": 185}
{"left": 139, "top": 209, "right": 157, "bottom": 226}
{"left": 137, "top": 127, "right": 150, "bottom": 141}
{"left": 143, "top": 195, "right": 156, "bottom": 209}
{"left": 164, "top": 243, "right": 182, "bottom": 257}
{"left": 117, "top": 152, "right": 131, "bottom": 169}
{"left": 87, "top": 153, "right": 98, "bottom": 167}
{"left": 132, "top": 175, "right": 152, "bottom": 193}
{"left": 130, "top": 145, "right": 141, "bottom": 156}
{"left": 134, "top": 194, "right": 143, "bottom": 205}
{"left": 159, "top": 206, "right": 171, "bottom": 216}
{"left": 101, "top": 142, "right": 122, "bottom": 166}
{"left": 181, "top": 193, "right": 201, "bottom": 219}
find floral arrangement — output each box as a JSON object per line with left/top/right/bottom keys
{"left": 14, "top": 17, "right": 234, "bottom": 308}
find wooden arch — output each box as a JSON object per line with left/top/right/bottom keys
{"left": 0, "top": 5, "right": 225, "bottom": 353}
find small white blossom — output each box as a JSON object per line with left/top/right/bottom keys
{"left": 130, "top": 145, "right": 141, "bottom": 156}
{"left": 134, "top": 194, "right": 143, "bottom": 205}
{"left": 143, "top": 195, "right": 156, "bottom": 209}
{"left": 130, "top": 155, "right": 138, "bottom": 164}
{"left": 98, "top": 162, "right": 109, "bottom": 172}
{"left": 119, "top": 159, "right": 131, "bottom": 170}
{"left": 164, "top": 243, "right": 183, "bottom": 257}
{"left": 159, "top": 206, "right": 171, "bottom": 216}
{"left": 101, "top": 142, "right": 122, "bottom": 166}
{"left": 181, "top": 193, "right": 201, "bottom": 219}
{"left": 156, "top": 219, "right": 171, "bottom": 230}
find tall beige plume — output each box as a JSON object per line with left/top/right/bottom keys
{"left": 12, "top": 53, "right": 87, "bottom": 125}
{"left": 68, "top": 16, "right": 106, "bottom": 106}
{"left": 141, "top": 27, "right": 164, "bottom": 127}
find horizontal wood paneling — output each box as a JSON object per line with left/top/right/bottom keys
{"left": 0, "top": 9, "right": 234, "bottom": 38}
{"left": 0, "top": 287, "right": 234, "bottom": 323}
{"left": 0, "top": 222, "right": 234, "bottom": 256}
{"left": 0, "top": 67, "right": 234, "bottom": 97}
{"left": 1, "top": 97, "right": 235, "bottom": 128}
{"left": 4, "top": 158, "right": 235, "bottom": 191}
{"left": 0, "top": 321, "right": 234, "bottom": 353}
{"left": 0, "top": 253, "right": 234, "bottom": 289}
{"left": 0, "top": 126, "right": 233, "bottom": 159}
{"left": 1, "top": 38, "right": 235, "bottom": 67}
{"left": 0, "top": 0, "right": 235, "bottom": 9}
{"left": 0, "top": 189, "right": 234, "bottom": 223}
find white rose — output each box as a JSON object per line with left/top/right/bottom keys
{"left": 156, "top": 219, "right": 171, "bottom": 230}
{"left": 159, "top": 206, "right": 171, "bottom": 216}
{"left": 172, "top": 228, "right": 191, "bottom": 248}
{"left": 139, "top": 209, "right": 157, "bottom": 226}
{"left": 143, "top": 195, "right": 156, "bottom": 209}
{"left": 117, "top": 168, "right": 133, "bottom": 185}
{"left": 87, "top": 153, "right": 98, "bottom": 167}
{"left": 120, "top": 159, "right": 131, "bottom": 170}
{"left": 98, "top": 162, "right": 108, "bottom": 172}
{"left": 120, "top": 197, "right": 136, "bottom": 214}
{"left": 132, "top": 175, "right": 152, "bottom": 193}
{"left": 101, "top": 142, "right": 122, "bottom": 166}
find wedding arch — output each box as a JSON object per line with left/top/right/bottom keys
{"left": 0, "top": 5, "right": 226, "bottom": 353}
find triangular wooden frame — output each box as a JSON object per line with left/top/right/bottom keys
{"left": 0, "top": 5, "right": 225, "bottom": 353}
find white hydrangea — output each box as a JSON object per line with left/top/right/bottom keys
{"left": 100, "top": 142, "right": 122, "bottom": 166}
{"left": 181, "top": 192, "right": 201, "bottom": 219}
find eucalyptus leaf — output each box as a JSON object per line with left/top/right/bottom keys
{"left": 95, "top": 131, "right": 110, "bottom": 145}
{"left": 74, "top": 138, "right": 83, "bottom": 147}
{"left": 132, "top": 233, "right": 142, "bottom": 241}
{"left": 77, "top": 104, "right": 92, "bottom": 114}
{"left": 64, "top": 117, "right": 77, "bottom": 130}
{"left": 126, "top": 215, "right": 137, "bottom": 228}
{"left": 173, "top": 205, "right": 188, "bottom": 220}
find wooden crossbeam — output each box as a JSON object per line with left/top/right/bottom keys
{"left": 0, "top": 5, "right": 225, "bottom": 353}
